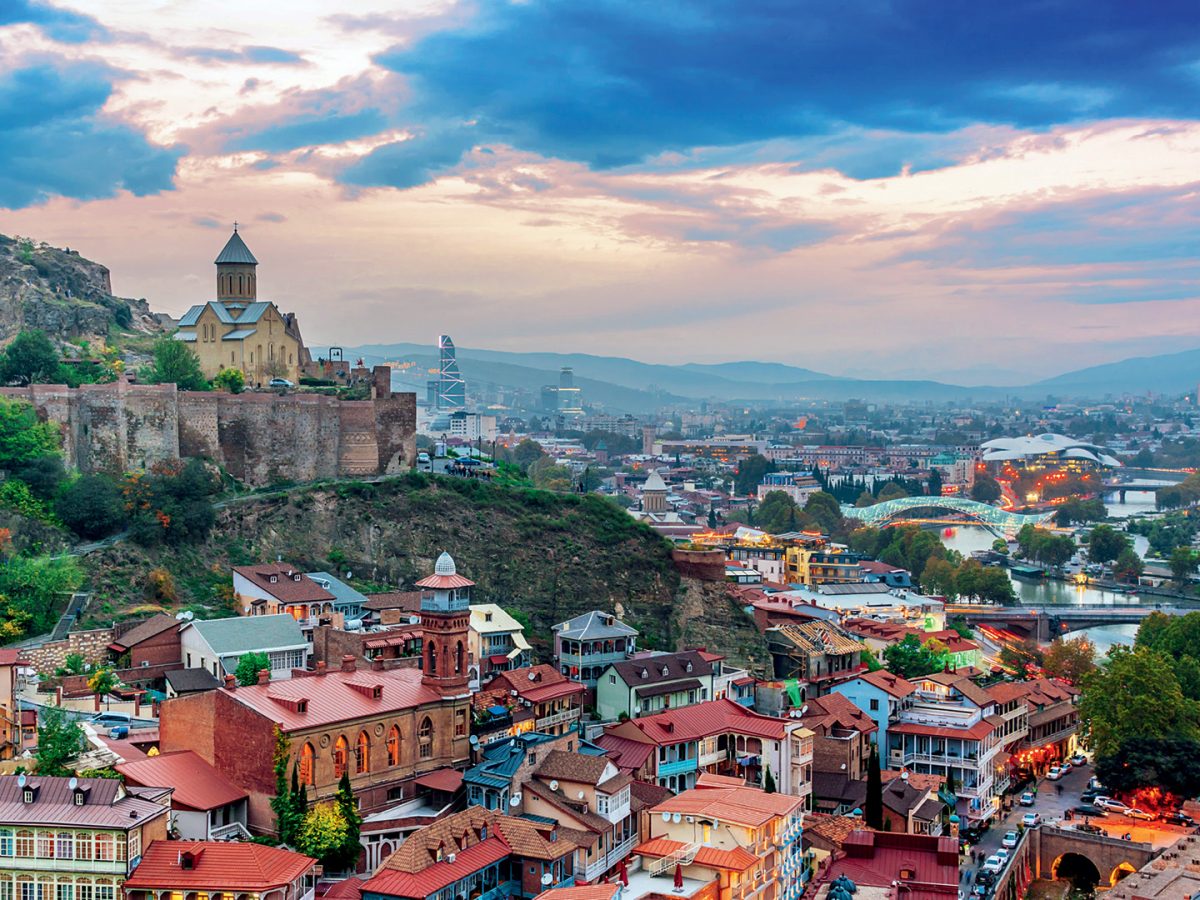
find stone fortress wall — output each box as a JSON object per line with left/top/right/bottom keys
{"left": 1, "top": 366, "right": 416, "bottom": 487}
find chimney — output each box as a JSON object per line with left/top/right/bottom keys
{"left": 341, "top": 654, "right": 357, "bottom": 673}
{"left": 224, "top": 674, "right": 237, "bottom": 690}
{"left": 316, "top": 660, "right": 327, "bottom": 675}
{"left": 257, "top": 669, "right": 271, "bottom": 686}
{"left": 371, "top": 657, "right": 385, "bottom": 671}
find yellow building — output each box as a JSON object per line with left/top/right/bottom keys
{"left": 174, "top": 228, "right": 309, "bottom": 386}
{"left": 784, "top": 545, "right": 862, "bottom": 585}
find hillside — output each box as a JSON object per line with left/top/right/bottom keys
{"left": 0, "top": 234, "right": 159, "bottom": 347}
{"left": 1034, "top": 346, "right": 1200, "bottom": 397}
{"left": 79, "top": 474, "right": 770, "bottom": 669}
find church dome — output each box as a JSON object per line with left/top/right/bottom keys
{"left": 434, "top": 552, "right": 457, "bottom": 577}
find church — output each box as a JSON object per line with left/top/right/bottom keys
{"left": 173, "top": 227, "right": 310, "bottom": 386}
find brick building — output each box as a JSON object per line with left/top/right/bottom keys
{"left": 107, "top": 614, "right": 181, "bottom": 672}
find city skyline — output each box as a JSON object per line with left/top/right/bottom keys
{"left": 2, "top": 1, "right": 1199, "bottom": 381}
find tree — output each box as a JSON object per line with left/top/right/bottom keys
{"left": 270, "top": 725, "right": 299, "bottom": 844}
{"left": 0, "top": 397, "right": 61, "bottom": 472}
{"left": 1041, "top": 636, "right": 1096, "bottom": 684}
{"left": 991, "top": 538, "right": 1009, "bottom": 555}
{"left": 1095, "top": 736, "right": 1200, "bottom": 800}
{"left": 56, "top": 652, "right": 87, "bottom": 677}
{"left": 970, "top": 474, "right": 1001, "bottom": 503}
{"left": 803, "top": 491, "right": 844, "bottom": 535}
{"left": 146, "top": 337, "right": 208, "bottom": 391}
{"left": 86, "top": 669, "right": 119, "bottom": 698}
{"left": 511, "top": 439, "right": 546, "bottom": 471}
{"left": 999, "top": 638, "right": 1044, "bottom": 678}
{"left": 125, "top": 459, "right": 219, "bottom": 547}
{"left": 763, "top": 765, "right": 777, "bottom": 794}
{"left": 920, "top": 557, "right": 958, "bottom": 600}
{"left": 877, "top": 482, "right": 908, "bottom": 502}
{"left": 926, "top": 468, "right": 943, "bottom": 497}
{"left": 333, "top": 771, "right": 362, "bottom": 871}
{"left": 1079, "top": 645, "right": 1199, "bottom": 760}
{"left": 212, "top": 367, "right": 246, "bottom": 393}
{"left": 1169, "top": 546, "right": 1197, "bottom": 585}
{"left": 1113, "top": 547, "right": 1144, "bottom": 583}
{"left": 236, "top": 651, "right": 271, "bottom": 687}
{"left": 734, "top": 454, "right": 774, "bottom": 496}
{"left": 1087, "top": 524, "right": 1128, "bottom": 565}
{"left": 55, "top": 475, "right": 127, "bottom": 539}
{"left": 864, "top": 745, "right": 883, "bottom": 829}
{"left": 36, "top": 706, "right": 85, "bottom": 776}
{"left": 297, "top": 802, "right": 353, "bottom": 868}
{"left": 0, "top": 331, "right": 61, "bottom": 385}
{"left": 883, "top": 634, "right": 948, "bottom": 680}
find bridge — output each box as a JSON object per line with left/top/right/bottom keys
{"left": 987, "top": 825, "right": 1158, "bottom": 900}
{"left": 948, "top": 603, "right": 1196, "bottom": 641}
{"left": 842, "top": 496, "right": 1055, "bottom": 537}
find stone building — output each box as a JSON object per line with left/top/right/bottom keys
{"left": 173, "top": 228, "right": 309, "bottom": 386}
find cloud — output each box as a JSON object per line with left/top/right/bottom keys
{"left": 346, "top": 0, "right": 1200, "bottom": 189}
{"left": 0, "top": 0, "right": 107, "bottom": 43}
{"left": 341, "top": 125, "right": 476, "bottom": 189}
{"left": 173, "top": 45, "right": 307, "bottom": 66}
{"left": 227, "top": 109, "right": 388, "bottom": 153}
{"left": 0, "top": 61, "right": 181, "bottom": 209}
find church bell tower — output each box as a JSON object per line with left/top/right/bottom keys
{"left": 214, "top": 225, "right": 258, "bottom": 302}
{"left": 416, "top": 552, "right": 473, "bottom": 698}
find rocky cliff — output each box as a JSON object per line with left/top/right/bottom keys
{"left": 0, "top": 234, "right": 159, "bottom": 346}
{"left": 81, "top": 474, "right": 770, "bottom": 669}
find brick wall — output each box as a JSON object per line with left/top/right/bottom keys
{"left": 21, "top": 628, "right": 113, "bottom": 675}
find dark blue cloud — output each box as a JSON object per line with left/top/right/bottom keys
{"left": 342, "top": 125, "right": 476, "bottom": 189}
{"left": 226, "top": 109, "right": 387, "bottom": 153}
{"left": 0, "top": 0, "right": 107, "bottom": 43}
{"left": 175, "top": 45, "right": 307, "bottom": 65}
{"left": 348, "top": 0, "right": 1200, "bottom": 188}
{"left": 0, "top": 62, "right": 181, "bottom": 209}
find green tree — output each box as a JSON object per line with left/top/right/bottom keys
{"left": 1079, "top": 644, "right": 1199, "bottom": 760}
{"left": 35, "top": 706, "right": 85, "bottom": 776}
{"left": 1169, "top": 546, "right": 1197, "bottom": 585}
{"left": 763, "top": 765, "right": 777, "bottom": 794}
{"left": 1087, "top": 524, "right": 1128, "bottom": 565}
{"left": 212, "top": 367, "right": 246, "bottom": 393}
{"left": 877, "top": 482, "right": 908, "bottom": 502}
{"left": 147, "top": 337, "right": 208, "bottom": 391}
{"left": 55, "top": 475, "right": 127, "bottom": 539}
{"left": 883, "top": 634, "right": 948, "bottom": 679}
{"left": 0, "top": 397, "right": 61, "bottom": 471}
{"left": 270, "top": 725, "right": 299, "bottom": 843}
{"left": 999, "top": 638, "right": 1044, "bottom": 678}
{"left": 1113, "top": 547, "right": 1144, "bottom": 583}
{"left": 803, "top": 491, "right": 844, "bottom": 534}
{"left": 86, "top": 669, "right": 119, "bottom": 698}
{"left": 1, "top": 331, "right": 61, "bottom": 386}
{"left": 0, "top": 554, "right": 83, "bottom": 639}
{"left": 1095, "top": 736, "right": 1200, "bottom": 800}
{"left": 920, "top": 557, "right": 958, "bottom": 600}
{"left": 926, "top": 468, "right": 943, "bottom": 497}
{"left": 1041, "top": 636, "right": 1096, "bottom": 684}
{"left": 296, "top": 802, "right": 352, "bottom": 868}
{"left": 991, "top": 538, "right": 1009, "bottom": 555}
{"left": 125, "top": 459, "right": 219, "bottom": 547}
{"left": 970, "top": 474, "right": 1001, "bottom": 503}
{"left": 55, "top": 653, "right": 87, "bottom": 677}
{"left": 511, "top": 439, "right": 546, "bottom": 471}
{"left": 333, "top": 771, "right": 362, "bottom": 871}
{"left": 864, "top": 745, "right": 883, "bottom": 829}
{"left": 734, "top": 454, "right": 774, "bottom": 496}
{"left": 236, "top": 651, "right": 272, "bottom": 687}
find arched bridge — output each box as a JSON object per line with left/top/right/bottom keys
{"left": 842, "top": 497, "right": 1055, "bottom": 537}
{"left": 1033, "top": 825, "right": 1157, "bottom": 890}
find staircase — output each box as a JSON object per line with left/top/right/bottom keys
{"left": 649, "top": 842, "right": 700, "bottom": 877}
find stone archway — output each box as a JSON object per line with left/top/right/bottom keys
{"left": 1109, "top": 861, "right": 1137, "bottom": 887}
{"left": 1052, "top": 853, "right": 1101, "bottom": 892}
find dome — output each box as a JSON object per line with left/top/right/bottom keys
{"left": 434, "top": 552, "right": 457, "bottom": 577}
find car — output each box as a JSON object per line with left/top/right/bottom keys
{"left": 1020, "top": 792, "right": 1036, "bottom": 807}
{"left": 417, "top": 452, "right": 431, "bottom": 463}
{"left": 1074, "top": 823, "right": 1105, "bottom": 835}
{"left": 1059, "top": 760, "right": 1072, "bottom": 770}
{"left": 982, "top": 855, "right": 1004, "bottom": 873}
{"left": 1070, "top": 753, "right": 1088, "bottom": 766}
{"left": 1022, "top": 812, "right": 1041, "bottom": 827}
{"left": 1165, "top": 812, "right": 1197, "bottom": 827}
{"left": 1074, "top": 805, "right": 1108, "bottom": 818}
{"left": 996, "top": 848, "right": 1011, "bottom": 863}
{"left": 1081, "top": 789, "right": 1103, "bottom": 802}
{"left": 972, "top": 885, "right": 990, "bottom": 899}
{"left": 107, "top": 725, "right": 129, "bottom": 739}
{"left": 1095, "top": 797, "right": 1131, "bottom": 813}
{"left": 1127, "top": 808, "right": 1155, "bottom": 821}
{"left": 268, "top": 377, "right": 295, "bottom": 389}
{"left": 1001, "top": 831, "right": 1019, "bottom": 849}
{"left": 88, "top": 712, "right": 131, "bottom": 727}
{"left": 1047, "top": 766, "right": 1063, "bottom": 780}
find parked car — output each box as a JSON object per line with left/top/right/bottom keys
{"left": 1047, "top": 766, "right": 1063, "bottom": 780}
{"left": 107, "top": 725, "right": 129, "bottom": 739}
{"left": 1022, "top": 812, "right": 1042, "bottom": 827}
{"left": 1074, "top": 823, "right": 1105, "bottom": 835}
{"left": 268, "top": 377, "right": 295, "bottom": 389}
{"left": 1127, "top": 808, "right": 1154, "bottom": 821}
{"left": 996, "top": 849, "right": 1011, "bottom": 864}
{"left": 1001, "top": 831, "right": 1019, "bottom": 849}
{"left": 1165, "top": 811, "right": 1197, "bottom": 827}
{"left": 1070, "top": 753, "right": 1088, "bottom": 766}
{"left": 983, "top": 855, "right": 1004, "bottom": 873}
{"left": 1074, "top": 805, "right": 1108, "bottom": 818}
{"left": 89, "top": 712, "right": 131, "bottom": 728}
{"left": 1081, "top": 789, "right": 1103, "bottom": 803}
{"left": 1019, "top": 792, "right": 1036, "bottom": 807}
{"left": 1059, "top": 760, "right": 1072, "bottom": 770}
{"left": 1095, "top": 797, "right": 1131, "bottom": 814}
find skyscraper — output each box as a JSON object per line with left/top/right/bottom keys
{"left": 429, "top": 334, "right": 466, "bottom": 410}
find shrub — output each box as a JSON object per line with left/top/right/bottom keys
{"left": 56, "top": 475, "right": 127, "bottom": 539}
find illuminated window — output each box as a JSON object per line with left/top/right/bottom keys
{"left": 94, "top": 833, "right": 114, "bottom": 861}
{"left": 455, "top": 709, "right": 467, "bottom": 737}
{"left": 387, "top": 726, "right": 401, "bottom": 767}
{"left": 300, "top": 743, "right": 315, "bottom": 786}
{"left": 356, "top": 731, "right": 370, "bottom": 775}
{"left": 333, "top": 736, "right": 349, "bottom": 780}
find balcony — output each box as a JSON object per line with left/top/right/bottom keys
{"left": 2, "top": 857, "right": 128, "bottom": 875}
{"left": 658, "top": 757, "right": 699, "bottom": 777}
{"left": 582, "top": 833, "right": 639, "bottom": 882}
{"left": 536, "top": 708, "right": 581, "bottom": 731}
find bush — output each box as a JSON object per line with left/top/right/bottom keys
{"left": 56, "top": 475, "right": 127, "bottom": 539}
{"left": 0, "top": 480, "right": 53, "bottom": 522}
{"left": 145, "top": 338, "right": 208, "bottom": 391}
{"left": 125, "top": 459, "right": 219, "bottom": 547}
{"left": 212, "top": 368, "right": 245, "bottom": 394}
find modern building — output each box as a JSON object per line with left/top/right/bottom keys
{"left": 428, "top": 334, "right": 467, "bottom": 411}
{"left": 122, "top": 841, "right": 316, "bottom": 900}
{"left": 179, "top": 613, "right": 310, "bottom": 681}
{"left": 173, "top": 228, "right": 308, "bottom": 385}
{"left": 116, "top": 750, "right": 250, "bottom": 841}
{"left": 0, "top": 774, "right": 171, "bottom": 900}
{"left": 784, "top": 545, "right": 862, "bottom": 586}
{"left": 757, "top": 471, "right": 821, "bottom": 505}
{"left": 553, "top": 611, "right": 638, "bottom": 696}
{"left": 596, "top": 650, "right": 715, "bottom": 721}
{"left": 469, "top": 604, "right": 532, "bottom": 687}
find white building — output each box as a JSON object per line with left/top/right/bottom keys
{"left": 179, "top": 614, "right": 310, "bottom": 681}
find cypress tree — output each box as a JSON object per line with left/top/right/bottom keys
{"left": 865, "top": 745, "right": 883, "bottom": 829}
{"left": 763, "top": 765, "right": 777, "bottom": 794}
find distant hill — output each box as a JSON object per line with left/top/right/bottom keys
{"left": 1033, "top": 348, "right": 1200, "bottom": 398}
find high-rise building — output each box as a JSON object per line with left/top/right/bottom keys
{"left": 556, "top": 367, "right": 583, "bottom": 415}
{"left": 427, "top": 334, "right": 466, "bottom": 410}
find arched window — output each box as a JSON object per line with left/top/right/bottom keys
{"left": 355, "top": 731, "right": 370, "bottom": 775}
{"left": 300, "top": 743, "right": 315, "bottom": 786}
{"left": 427, "top": 641, "right": 437, "bottom": 674}
{"left": 419, "top": 717, "right": 433, "bottom": 759}
{"left": 14, "top": 830, "right": 32, "bottom": 857}
{"left": 238, "top": 274, "right": 244, "bottom": 294}
{"left": 94, "top": 833, "right": 114, "bottom": 861}
{"left": 455, "top": 641, "right": 464, "bottom": 675}
{"left": 387, "top": 726, "right": 401, "bottom": 767}
{"left": 333, "top": 735, "right": 349, "bottom": 780}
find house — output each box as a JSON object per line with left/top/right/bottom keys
{"left": 809, "top": 831, "right": 959, "bottom": 899}
{"left": 879, "top": 771, "right": 946, "bottom": 836}
{"left": 797, "top": 693, "right": 877, "bottom": 782}
{"left": 764, "top": 621, "right": 865, "bottom": 690}
{"left": 857, "top": 560, "right": 913, "bottom": 589}
{"left": 784, "top": 545, "right": 862, "bottom": 585}
{"left": 469, "top": 605, "right": 532, "bottom": 687}
{"left": 553, "top": 611, "right": 638, "bottom": 699}
{"left": 164, "top": 667, "right": 220, "bottom": 698}
{"left": 0, "top": 650, "right": 20, "bottom": 759}
{"left": 159, "top": 554, "right": 475, "bottom": 833}
{"left": 631, "top": 784, "right": 804, "bottom": 900}
{"left": 363, "top": 592, "right": 428, "bottom": 627}
{"left": 179, "top": 614, "right": 310, "bottom": 681}
{"left": 232, "top": 562, "right": 336, "bottom": 622}
{"left": 476, "top": 666, "right": 586, "bottom": 741}
{"left": 307, "top": 571, "right": 372, "bottom": 624}
{"left": 116, "top": 750, "right": 249, "bottom": 840}
{"left": 1011, "top": 677, "right": 1081, "bottom": 774}
{"left": 828, "top": 670, "right": 917, "bottom": 750}
{"left": 595, "top": 650, "right": 715, "bottom": 721}
{"left": 464, "top": 732, "right": 602, "bottom": 812}
{"left": 122, "top": 840, "right": 316, "bottom": 900}
{"left": 106, "top": 614, "right": 181, "bottom": 681}
{"left": 597, "top": 698, "right": 814, "bottom": 802}
{"left": 362, "top": 807, "right": 575, "bottom": 900}
{"left": 0, "top": 774, "right": 171, "bottom": 898}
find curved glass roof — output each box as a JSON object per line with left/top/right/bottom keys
{"left": 842, "top": 496, "right": 1055, "bottom": 534}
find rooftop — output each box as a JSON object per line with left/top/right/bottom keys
{"left": 214, "top": 228, "right": 258, "bottom": 265}
{"left": 599, "top": 698, "right": 807, "bottom": 747}
{"left": 0, "top": 775, "right": 167, "bottom": 829}
{"left": 116, "top": 750, "right": 247, "bottom": 812}
{"left": 554, "top": 610, "right": 638, "bottom": 642}
{"left": 184, "top": 613, "right": 308, "bottom": 657}
{"left": 109, "top": 614, "right": 178, "bottom": 651}
{"left": 609, "top": 650, "right": 713, "bottom": 687}
{"left": 233, "top": 563, "right": 335, "bottom": 604}
{"left": 650, "top": 783, "right": 803, "bottom": 829}
{"left": 123, "top": 841, "right": 314, "bottom": 891}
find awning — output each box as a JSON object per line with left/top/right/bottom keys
{"left": 414, "top": 769, "right": 464, "bottom": 793}
{"left": 488, "top": 655, "right": 509, "bottom": 665}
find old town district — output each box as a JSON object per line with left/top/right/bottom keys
{"left": 0, "top": 546, "right": 1167, "bottom": 900}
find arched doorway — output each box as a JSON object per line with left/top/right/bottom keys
{"left": 1052, "top": 853, "right": 1101, "bottom": 893}
{"left": 1109, "top": 862, "right": 1137, "bottom": 886}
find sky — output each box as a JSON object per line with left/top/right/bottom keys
{"left": 2, "top": 1, "right": 1200, "bottom": 384}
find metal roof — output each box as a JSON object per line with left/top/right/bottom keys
{"left": 185, "top": 613, "right": 307, "bottom": 656}
{"left": 306, "top": 572, "right": 370, "bottom": 610}
{"left": 214, "top": 229, "right": 258, "bottom": 265}
{"left": 553, "top": 610, "right": 638, "bottom": 641}
{"left": 222, "top": 328, "right": 256, "bottom": 340}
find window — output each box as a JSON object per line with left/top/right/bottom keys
{"left": 597, "top": 794, "right": 609, "bottom": 815}
{"left": 455, "top": 709, "right": 467, "bottom": 738}
{"left": 869, "top": 698, "right": 879, "bottom": 711}
{"left": 386, "top": 726, "right": 401, "bottom": 767}
{"left": 55, "top": 833, "right": 73, "bottom": 860}
{"left": 355, "top": 731, "right": 370, "bottom": 775}
{"left": 0, "top": 875, "right": 12, "bottom": 900}
{"left": 75, "top": 833, "right": 92, "bottom": 861}
{"left": 0, "top": 829, "right": 11, "bottom": 857}
{"left": 297, "top": 742, "right": 315, "bottom": 786}
{"left": 419, "top": 717, "right": 433, "bottom": 759}
{"left": 127, "top": 829, "right": 139, "bottom": 862}
{"left": 74, "top": 883, "right": 91, "bottom": 900}
{"left": 37, "top": 832, "right": 55, "bottom": 858}
{"left": 333, "top": 736, "right": 349, "bottom": 779}
{"left": 609, "top": 674, "right": 616, "bottom": 684}
{"left": 55, "top": 883, "right": 72, "bottom": 900}
{"left": 94, "top": 833, "right": 114, "bottom": 861}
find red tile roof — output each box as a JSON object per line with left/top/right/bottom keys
{"left": 604, "top": 698, "right": 799, "bottom": 745}
{"left": 535, "top": 885, "right": 620, "bottom": 900}
{"left": 117, "top": 750, "right": 247, "bottom": 811}
{"left": 819, "top": 831, "right": 958, "bottom": 897}
{"left": 799, "top": 692, "right": 878, "bottom": 736}
{"left": 217, "top": 665, "right": 444, "bottom": 732}
{"left": 121, "top": 840, "right": 315, "bottom": 890}
{"left": 368, "top": 839, "right": 509, "bottom": 898}
{"left": 234, "top": 563, "right": 335, "bottom": 603}
{"left": 487, "top": 665, "right": 585, "bottom": 705}
{"left": 693, "top": 772, "right": 747, "bottom": 788}
{"left": 0, "top": 649, "right": 20, "bottom": 666}
{"left": 634, "top": 838, "right": 758, "bottom": 873}
{"left": 853, "top": 669, "right": 917, "bottom": 698}
{"left": 414, "top": 573, "right": 475, "bottom": 590}
{"left": 108, "top": 614, "right": 179, "bottom": 651}
{"left": 650, "top": 784, "right": 803, "bottom": 828}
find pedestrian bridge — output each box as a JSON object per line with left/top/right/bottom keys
{"left": 842, "top": 497, "right": 1055, "bottom": 537}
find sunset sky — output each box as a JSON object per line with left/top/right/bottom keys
{"left": 3, "top": 0, "right": 1199, "bottom": 383}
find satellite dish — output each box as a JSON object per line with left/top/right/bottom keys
{"left": 549, "top": 780, "right": 559, "bottom": 792}
{"left": 68, "top": 777, "right": 77, "bottom": 790}
{"left": 17, "top": 774, "right": 26, "bottom": 788}
{"left": 577, "top": 790, "right": 585, "bottom": 800}
{"left": 800, "top": 705, "right": 808, "bottom": 715}
{"left": 469, "top": 735, "right": 479, "bottom": 745}
{"left": 662, "top": 812, "right": 670, "bottom": 822}
{"left": 541, "top": 874, "right": 553, "bottom": 886}
{"left": 346, "top": 571, "right": 352, "bottom": 580}
{"left": 901, "top": 772, "right": 909, "bottom": 781}
{"left": 528, "top": 672, "right": 537, "bottom": 681}
{"left": 672, "top": 813, "right": 682, "bottom": 823}
{"left": 509, "top": 796, "right": 520, "bottom": 807}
